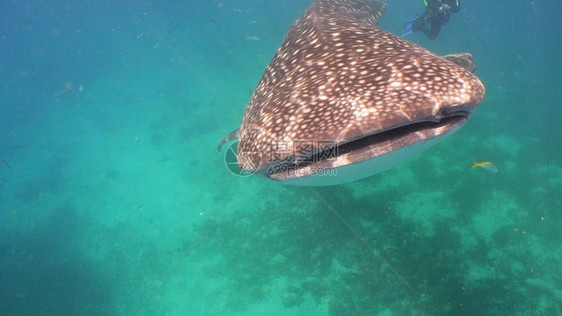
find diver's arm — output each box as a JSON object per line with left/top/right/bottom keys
{"left": 426, "top": 0, "right": 442, "bottom": 11}
{"left": 450, "top": 0, "right": 461, "bottom": 12}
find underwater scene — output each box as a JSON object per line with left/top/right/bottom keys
{"left": 1, "top": 0, "right": 560, "bottom": 315}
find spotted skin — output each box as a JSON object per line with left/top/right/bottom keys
{"left": 233, "top": 0, "right": 485, "bottom": 179}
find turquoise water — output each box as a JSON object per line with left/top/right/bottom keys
{"left": 1, "top": 1, "right": 561, "bottom": 315}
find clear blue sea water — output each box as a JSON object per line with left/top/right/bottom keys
{"left": 1, "top": 0, "right": 561, "bottom": 315}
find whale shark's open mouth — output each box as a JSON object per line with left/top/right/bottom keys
{"left": 332, "top": 111, "right": 469, "bottom": 157}
{"left": 264, "top": 110, "right": 470, "bottom": 181}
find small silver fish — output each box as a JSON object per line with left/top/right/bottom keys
{"left": 244, "top": 36, "right": 261, "bottom": 41}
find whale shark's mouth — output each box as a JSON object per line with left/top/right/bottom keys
{"left": 265, "top": 110, "right": 469, "bottom": 179}
{"left": 333, "top": 111, "right": 469, "bottom": 157}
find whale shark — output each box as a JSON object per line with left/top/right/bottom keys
{"left": 218, "top": 0, "right": 485, "bottom": 186}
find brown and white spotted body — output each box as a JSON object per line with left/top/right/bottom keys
{"left": 219, "top": 0, "right": 485, "bottom": 186}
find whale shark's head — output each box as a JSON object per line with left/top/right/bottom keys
{"left": 219, "top": 0, "right": 485, "bottom": 186}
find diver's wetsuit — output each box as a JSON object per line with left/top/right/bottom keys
{"left": 409, "top": 0, "right": 460, "bottom": 40}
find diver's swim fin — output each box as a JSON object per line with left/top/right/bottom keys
{"left": 402, "top": 21, "right": 415, "bottom": 37}
{"left": 403, "top": 13, "right": 424, "bottom": 38}
{"left": 402, "top": 17, "right": 418, "bottom": 37}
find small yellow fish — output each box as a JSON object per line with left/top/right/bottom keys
{"left": 472, "top": 159, "right": 498, "bottom": 173}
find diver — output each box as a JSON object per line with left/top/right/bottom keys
{"left": 403, "top": 0, "right": 461, "bottom": 40}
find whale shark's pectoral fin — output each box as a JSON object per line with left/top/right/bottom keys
{"left": 442, "top": 53, "right": 477, "bottom": 73}
{"left": 218, "top": 128, "right": 240, "bottom": 151}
